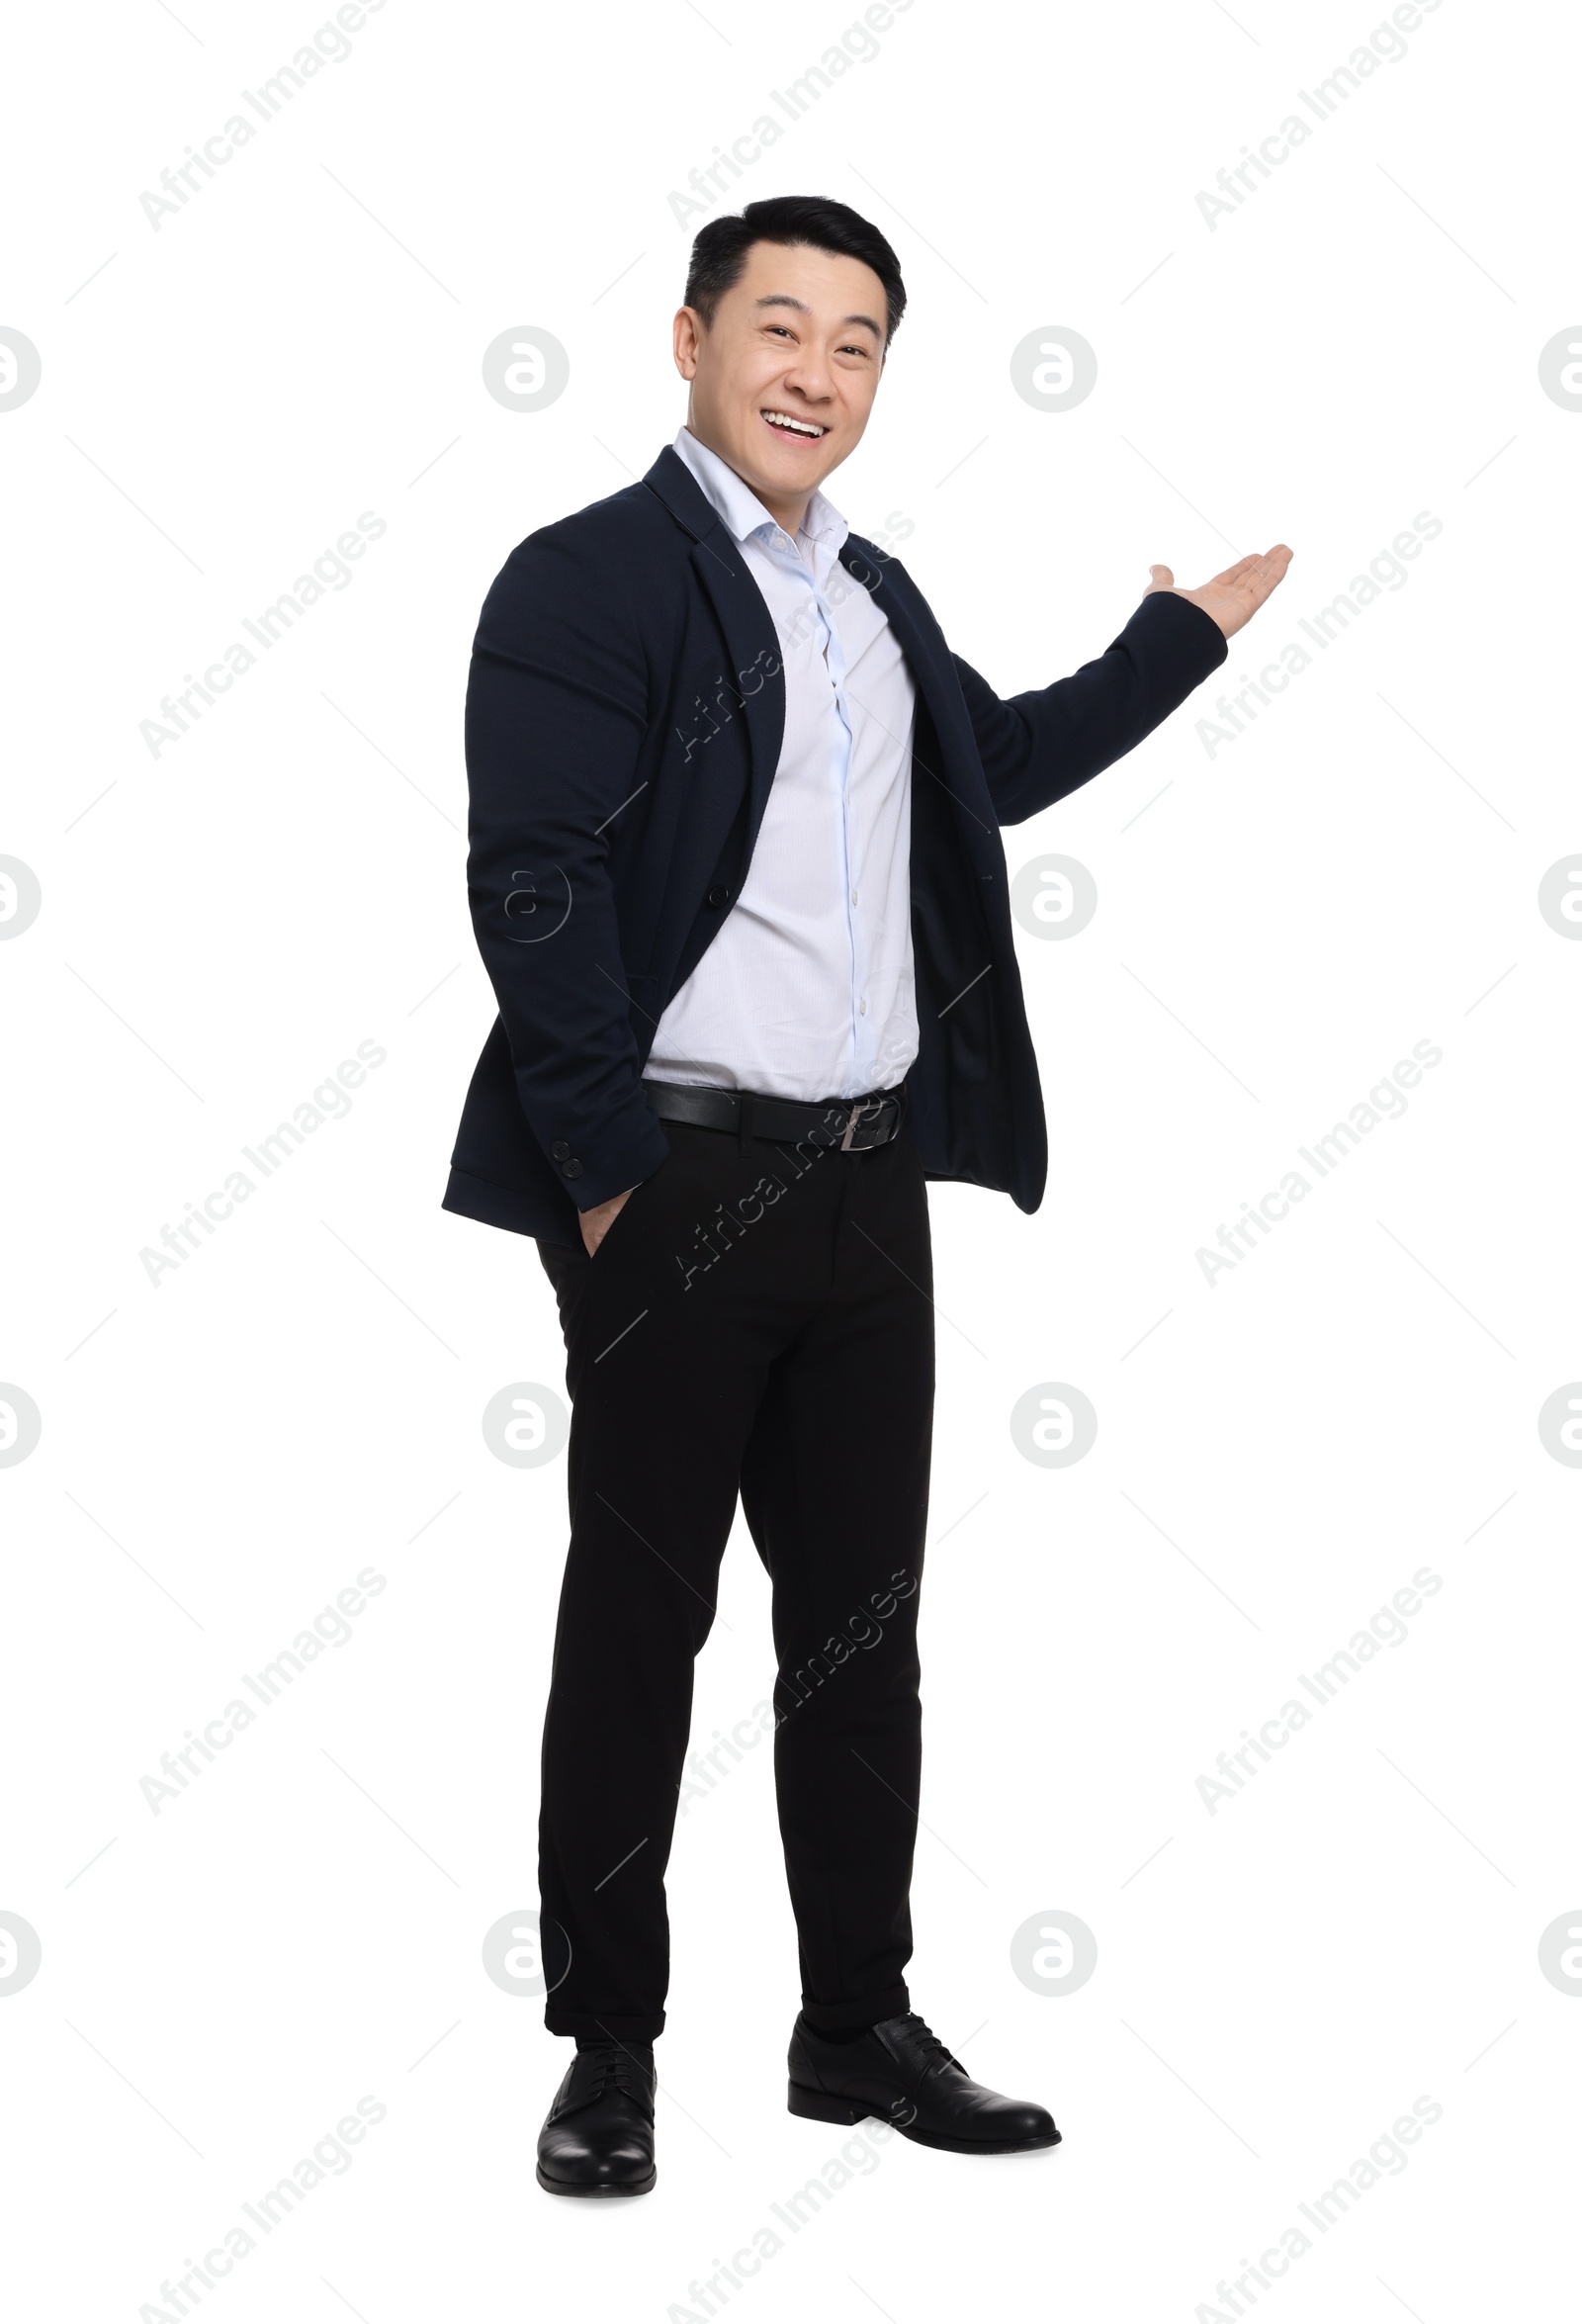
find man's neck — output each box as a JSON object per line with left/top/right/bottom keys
{"left": 685, "top": 420, "right": 810, "bottom": 539}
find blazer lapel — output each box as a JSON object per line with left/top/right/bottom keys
{"left": 837, "top": 536, "right": 997, "bottom": 848}
{"left": 644, "top": 448, "right": 784, "bottom": 854}
{"left": 642, "top": 451, "right": 992, "bottom": 867}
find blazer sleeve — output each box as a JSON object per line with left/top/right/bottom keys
{"left": 463, "top": 523, "right": 673, "bottom": 1210}
{"left": 952, "top": 588, "right": 1229, "bottom": 828}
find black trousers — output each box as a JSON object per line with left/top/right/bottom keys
{"left": 533, "top": 1098, "right": 935, "bottom": 2041}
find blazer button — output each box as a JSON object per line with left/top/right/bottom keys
{"left": 550, "top": 1140, "right": 570, "bottom": 1159}
{"left": 706, "top": 884, "right": 730, "bottom": 908}
{"left": 561, "top": 1157, "right": 582, "bottom": 1179}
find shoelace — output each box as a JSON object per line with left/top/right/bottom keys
{"left": 573, "top": 2042, "right": 655, "bottom": 2102}
{"left": 895, "top": 2015, "right": 962, "bottom": 2078}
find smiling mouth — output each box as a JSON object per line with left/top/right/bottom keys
{"left": 761, "top": 408, "right": 829, "bottom": 442}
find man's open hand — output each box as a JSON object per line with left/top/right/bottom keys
{"left": 1146, "top": 545, "right": 1293, "bottom": 640}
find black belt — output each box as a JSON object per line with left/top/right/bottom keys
{"left": 643, "top": 1077, "right": 906, "bottom": 1151}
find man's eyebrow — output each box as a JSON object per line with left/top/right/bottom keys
{"left": 752, "top": 294, "right": 883, "bottom": 338}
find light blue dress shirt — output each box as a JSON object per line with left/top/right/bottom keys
{"left": 644, "top": 426, "right": 920, "bottom": 1105}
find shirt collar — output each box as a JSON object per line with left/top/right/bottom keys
{"left": 672, "top": 426, "right": 849, "bottom": 565}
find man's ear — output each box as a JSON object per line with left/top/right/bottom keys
{"left": 673, "top": 306, "right": 703, "bottom": 380}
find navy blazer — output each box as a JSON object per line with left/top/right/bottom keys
{"left": 443, "top": 445, "right": 1227, "bottom": 1245}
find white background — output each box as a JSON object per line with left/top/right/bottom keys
{"left": 4, "top": 1, "right": 1579, "bottom": 2317}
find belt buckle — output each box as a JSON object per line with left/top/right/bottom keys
{"left": 838, "top": 1097, "right": 883, "bottom": 1151}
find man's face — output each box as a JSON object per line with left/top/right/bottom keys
{"left": 673, "top": 239, "right": 888, "bottom": 518}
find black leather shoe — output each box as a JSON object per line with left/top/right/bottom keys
{"left": 536, "top": 2040, "right": 657, "bottom": 2196}
{"left": 788, "top": 2011, "right": 1060, "bottom": 2155}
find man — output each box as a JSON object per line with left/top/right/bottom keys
{"left": 444, "top": 195, "right": 1290, "bottom": 2197}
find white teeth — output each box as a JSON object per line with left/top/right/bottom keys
{"left": 762, "top": 410, "right": 826, "bottom": 437}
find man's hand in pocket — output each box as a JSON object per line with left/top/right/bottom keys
{"left": 579, "top": 1185, "right": 637, "bottom": 1257}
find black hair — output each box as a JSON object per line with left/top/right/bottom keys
{"left": 683, "top": 195, "right": 907, "bottom": 349}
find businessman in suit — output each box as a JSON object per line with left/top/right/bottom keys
{"left": 445, "top": 195, "right": 1290, "bottom": 2196}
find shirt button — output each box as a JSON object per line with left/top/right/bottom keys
{"left": 858, "top": 999, "right": 867, "bottom": 1016}
{"left": 550, "top": 1140, "right": 570, "bottom": 1160}
{"left": 561, "top": 1158, "right": 583, "bottom": 1179}
{"left": 849, "top": 888, "right": 859, "bottom": 908}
